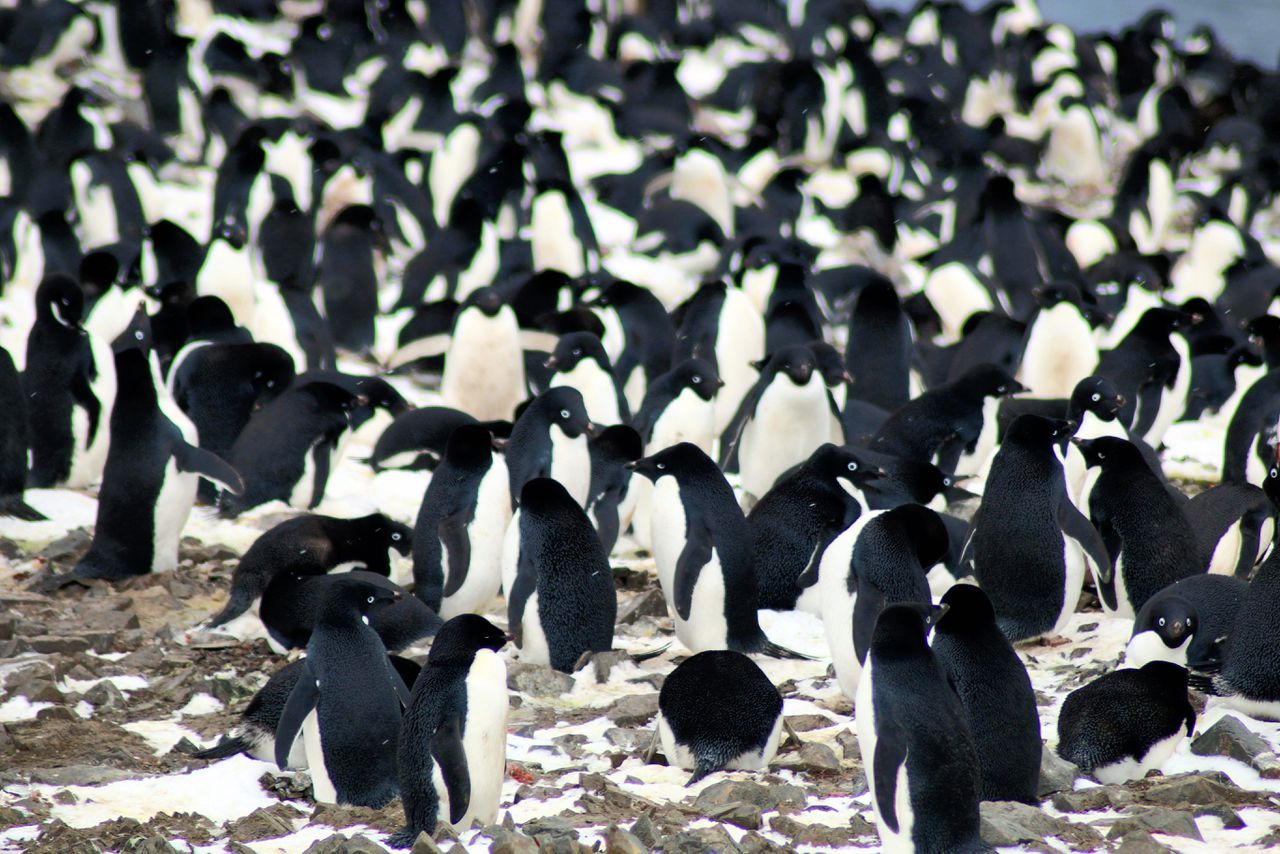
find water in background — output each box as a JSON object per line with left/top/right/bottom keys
{"left": 874, "top": 0, "right": 1279, "bottom": 68}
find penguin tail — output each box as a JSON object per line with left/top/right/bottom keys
{"left": 1186, "top": 671, "right": 1224, "bottom": 696}
{"left": 386, "top": 827, "right": 422, "bottom": 850}
{"left": 192, "top": 736, "right": 248, "bottom": 760}
{"left": 686, "top": 760, "right": 719, "bottom": 787}
{"left": 0, "top": 496, "right": 46, "bottom": 522}
{"left": 206, "top": 586, "right": 255, "bottom": 628}
{"left": 757, "top": 639, "right": 816, "bottom": 661}
{"left": 627, "top": 643, "right": 671, "bottom": 664}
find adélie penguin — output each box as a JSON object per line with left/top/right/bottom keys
{"left": 504, "top": 386, "right": 595, "bottom": 509}
{"left": 544, "top": 331, "right": 629, "bottom": 426}
{"left": 1057, "top": 662, "right": 1195, "bottom": 783}
{"left": 585, "top": 425, "right": 642, "bottom": 555}
{"left": 629, "top": 443, "right": 808, "bottom": 658}
{"left": 274, "top": 577, "right": 412, "bottom": 806}
{"left": 1126, "top": 574, "right": 1247, "bottom": 668}
{"left": 856, "top": 603, "right": 985, "bottom": 854}
{"left": 390, "top": 615, "right": 509, "bottom": 848}
{"left": 0, "top": 345, "right": 43, "bottom": 519}
{"left": 439, "top": 287, "right": 527, "bottom": 422}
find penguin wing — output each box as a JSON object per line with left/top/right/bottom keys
{"left": 673, "top": 524, "right": 714, "bottom": 622}
{"left": 1057, "top": 499, "right": 1112, "bottom": 584}
{"left": 69, "top": 352, "right": 103, "bottom": 444}
{"left": 506, "top": 549, "right": 537, "bottom": 648}
{"left": 718, "top": 379, "right": 765, "bottom": 471}
{"left": 431, "top": 715, "right": 471, "bottom": 825}
{"left": 174, "top": 442, "right": 245, "bottom": 494}
{"left": 274, "top": 660, "right": 319, "bottom": 769}
{"left": 438, "top": 506, "right": 476, "bottom": 598}
{"left": 390, "top": 663, "right": 413, "bottom": 708}
{"left": 872, "top": 717, "right": 908, "bottom": 833}
{"left": 307, "top": 429, "right": 342, "bottom": 509}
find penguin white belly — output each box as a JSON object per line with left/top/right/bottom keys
{"left": 1101, "top": 287, "right": 1161, "bottom": 348}
{"left": 1092, "top": 730, "right": 1185, "bottom": 784}
{"left": 628, "top": 477, "right": 655, "bottom": 551}
{"left": 713, "top": 290, "right": 765, "bottom": 434}
{"left": 551, "top": 362, "right": 620, "bottom": 425}
{"left": 454, "top": 649, "right": 508, "bottom": 831}
{"left": 1207, "top": 520, "right": 1243, "bottom": 576}
{"left": 548, "top": 427, "right": 591, "bottom": 508}
{"left": 1220, "top": 695, "right": 1280, "bottom": 722}
{"left": 739, "top": 380, "right": 830, "bottom": 499}
{"left": 650, "top": 390, "right": 716, "bottom": 455}
{"left": 924, "top": 262, "right": 992, "bottom": 340}
{"left": 246, "top": 724, "right": 307, "bottom": 768}
{"left": 817, "top": 517, "right": 870, "bottom": 697}
{"left": 955, "top": 396, "right": 1000, "bottom": 476}
{"left": 500, "top": 509, "right": 522, "bottom": 596}
{"left": 1124, "top": 631, "right": 1189, "bottom": 667}
{"left": 302, "top": 709, "right": 338, "bottom": 804}
{"left": 197, "top": 243, "right": 257, "bottom": 326}
{"left": 151, "top": 464, "right": 197, "bottom": 573}
{"left": 249, "top": 284, "right": 307, "bottom": 369}
{"left": 1019, "top": 305, "right": 1098, "bottom": 398}
{"left": 1098, "top": 552, "right": 1135, "bottom": 620}
{"left": 517, "top": 590, "right": 551, "bottom": 666}
{"left": 441, "top": 309, "right": 526, "bottom": 421}
{"left": 67, "top": 334, "right": 117, "bottom": 488}
{"left": 531, "top": 191, "right": 584, "bottom": 277}
{"left": 442, "top": 460, "right": 510, "bottom": 618}
{"left": 1145, "top": 336, "right": 1190, "bottom": 447}
{"left": 1067, "top": 413, "right": 1125, "bottom": 502}
{"left": 289, "top": 442, "right": 321, "bottom": 509}
{"left": 623, "top": 366, "right": 646, "bottom": 416}
{"left": 674, "top": 548, "right": 729, "bottom": 653}
{"left": 1057, "top": 537, "right": 1089, "bottom": 636}
{"left": 84, "top": 287, "right": 145, "bottom": 344}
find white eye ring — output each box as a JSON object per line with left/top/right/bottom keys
{"left": 692, "top": 376, "right": 701, "bottom": 384}
{"left": 1158, "top": 617, "right": 1166, "bottom": 627}
{"left": 572, "top": 348, "right": 581, "bottom": 357}
{"left": 367, "top": 596, "right": 375, "bottom": 604}
{"left": 847, "top": 461, "right": 857, "bottom": 471}
{"left": 391, "top": 533, "right": 401, "bottom": 541}
{"left": 560, "top": 409, "right": 570, "bottom": 419}
{"left": 1099, "top": 452, "right": 1106, "bottom": 460}
{"left": 1271, "top": 468, "right": 1278, "bottom": 478}
{"left": 134, "top": 330, "right": 144, "bottom": 340}
{"left": 657, "top": 462, "right": 666, "bottom": 470}
{"left": 1091, "top": 393, "right": 1100, "bottom": 402}
{"left": 997, "top": 386, "right": 1007, "bottom": 394}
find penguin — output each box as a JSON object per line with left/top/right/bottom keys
{"left": 412, "top": 424, "right": 511, "bottom": 619}
{"left": 965, "top": 415, "right": 1110, "bottom": 641}
{"left": 0, "top": 345, "right": 43, "bottom": 520}
{"left": 507, "top": 478, "right": 617, "bottom": 672}
{"left": 50, "top": 348, "right": 244, "bottom": 585}
{"left": 544, "top": 331, "right": 629, "bottom": 425}
{"left": 207, "top": 513, "right": 414, "bottom": 629}
{"left": 806, "top": 504, "right": 948, "bottom": 699}
{"left": 630, "top": 443, "right": 807, "bottom": 658}
{"left": 23, "top": 273, "right": 117, "bottom": 489}
{"left": 1056, "top": 662, "right": 1195, "bottom": 784}
{"left": 856, "top": 603, "right": 984, "bottom": 854}
{"left": 504, "top": 387, "right": 595, "bottom": 509}
{"left": 260, "top": 570, "right": 441, "bottom": 653}
{"left": 368, "top": 407, "right": 491, "bottom": 472}
{"left": 1017, "top": 282, "right": 1101, "bottom": 398}
{"left": 1094, "top": 306, "right": 1191, "bottom": 447}
{"left": 390, "top": 615, "right": 509, "bottom": 848}
{"left": 586, "top": 279, "right": 676, "bottom": 414}
{"left": 721, "top": 344, "right": 832, "bottom": 504}
{"left": 219, "top": 380, "right": 360, "bottom": 517}
{"left": 318, "top": 204, "right": 386, "bottom": 355}
{"left": 648, "top": 650, "right": 784, "bottom": 785}
{"left": 844, "top": 275, "right": 913, "bottom": 413}
{"left": 748, "top": 443, "right": 883, "bottom": 613}
{"left": 1126, "top": 574, "right": 1247, "bottom": 669}
{"left": 195, "top": 654, "right": 422, "bottom": 765}
{"left": 932, "top": 584, "right": 1041, "bottom": 804}
{"left": 274, "top": 577, "right": 413, "bottom": 807}
{"left": 1222, "top": 368, "right": 1280, "bottom": 487}
{"left": 672, "top": 281, "right": 764, "bottom": 434}
{"left": 586, "top": 425, "right": 642, "bottom": 555}
{"left": 1075, "top": 437, "right": 1205, "bottom": 618}
{"left": 439, "top": 287, "right": 527, "bottom": 422}
{"left": 870, "top": 363, "right": 1024, "bottom": 476}
{"left": 1183, "top": 482, "right": 1275, "bottom": 578}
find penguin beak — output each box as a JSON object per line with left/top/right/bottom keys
{"left": 391, "top": 590, "right": 403, "bottom": 601}
{"left": 927, "top": 603, "right": 950, "bottom": 627}
{"left": 584, "top": 421, "right": 599, "bottom": 438}
{"left": 491, "top": 436, "right": 509, "bottom": 451}
{"left": 544, "top": 356, "right": 559, "bottom": 370}
{"left": 1114, "top": 395, "right": 1127, "bottom": 408}
{"left": 715, "top": 378, "right": 726, "bottom": 389}
{"left": 841, "top": 371, "right": 854, "bottom": 385}
{"left": 1168, "top": 620, "right": 1187, "bottom": 639}
{"left": 624, "top": 460, "right": 638, "bottom": 471}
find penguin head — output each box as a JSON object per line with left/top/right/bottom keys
{"left": 669, "top": 358, "right": 723, "bottom": 401}
{"left": 351, "top": 376, "right": 411, "bottom": 416}
{"left": 249, "top": 345, "right": 296, "bottom": 401}
{"left": 810, "top": 443, "right": 883, "bottom": 487}
{"left": 464, "top": 286, "right": 506, "bottom": 318}
{"left": 869, "top": 602, "right": 948, "bottom": 654}
{"left": 1072, "top": 435, "right": 1139, "bottom": 470}
{"left": 446, "top": 424, "right": 500, "bottom": 470}
{"left": 1134, "top": 596, "right": 1196, "bottom": 649}
{"left": 36, "top": 274, "right": 85, "bottom": 328}
{"left": 591, "top": 425, "right": 643, "bottom": 468}
{"left": 519, "top": 477, "right": 583, "bottom": 522}
{"left": 330, "top": 204, "right": 386, "bottom": 247}
{"left": 958, "top": 363, "right": 1024, "bottom": 399}
{"left": 111, "top": 308, "right": 153, "bottom": 355}
{"left": 628, "top": 442, "right": 706, "bottom": 482}
{"left": 1070, "top": 376, "right": 1125, "bottom": 421}
{"left": 186, "top": 296, "right": 239, "bottom": 339}
{"left": 1031, "top": 281, "right": 1085, "bottom": 311}
{"left": 935, "top": 583, "right": 997, "bottom": 635}
{"left": 764, "top": 345, "right": 818, "bottom": 386}
{"left": 428, "top": 614, "right": 508, "bottom": 665}
{"left": 539, "top": 387, "right": 594, "bottom": 439}
{"left": 545, "top": 332, "right": 609, "bottom": 373}
{"left": 1007, "top": 413, "right": 1074, "bottom": 448}
{"left": 322, "top": 576, "right": 402, "bottom": 619}
{"left": 881, "top": 504, "right": 950, "bottom": 569}
{"left": 357, "top": 513, "right": 413, "bottom": 556}
{"left": 213, "top": 218, "right": 248, "bottom": 249}
{"left": 1136, "top": 660, "right": 1192, "bottom": 699}
{"left": 808, "top": 341, "right": 852, "bottom": 388}
{"left": 1134, "top": 305, "right": 1191, "bottom": 336}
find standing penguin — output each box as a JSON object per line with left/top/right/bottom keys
{"left": 857, "top": 604, "right": 984, "bottom": 854}
{"left": 507, "top": 478, "right": 617, "bottom": 672}
{"left": 1018, "top": 282, "right": 1101, "bottom": 398}
{"left": 1075, "top": 436, "right": 1205, "bottom": 618}
{"left": 1057, "top": 662, "right": 1195, "bottom": 783}
{"left": 673, "top": 281, "right": 764, "bottom": 434}
{"left": 649, "top": 651, "right": 785, "bottom": 784}
{"left": 1183, "top": 481, "right": 1275, "bottom": 578}
{"left": 0, "top": 346, "right": 43, "bottom": 520}
{"left": 932, "top": 584, "right": 1041, "bottom": 804}
{"left": 440, "top": 287, "right": 526, "bottom": 421}
{"left": 586, "top": 425, "right": 642, "bottom": 555}
{"left": 390, "top": 615, "right": 509, "bottom": 848}
{"left": 544, "top": 331, "right": 629, "bottom": 425}
{"left": 24, "top": 273, "right": 117, "bottom": 489}
{"left": 844, "top": 275, "right": 913, "bottom": 413}
{"left": 807, "top": 504, "right": 948, "bottom": 699}
{"left": 412, "top": 424, "right": 511, "bottom": 618}
{"left": 966, "top": 415, "right": 1110, "bottom": 641}
{"left": 318, "top": 204, "right": 386, "bottom": 354}
{"left": 1126, "top": 574, "right": 1246, "bottom": 668}
{"left": 1094, "top": 306, "right": 1191, "bottom": 447}
{"left": 504, "top": 387, "right": 594, "bottom": 509}
{"left": 630, "top": 443, "right": 806, "bottom": 658}
{"left": 1222, "top": 369, "right": 1280, "bottom": 487}
{"left": 50, "top": 348, "right": 244, "bottom": 585}
{"left": 722, "top": 344, "right": 832, "bottom": 503}
{"left": 274, "top": 578, "right": 412, "bottom": 806}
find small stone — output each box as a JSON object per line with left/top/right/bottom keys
{"left": 522, "top": 815, "right": 579, "bottom": 843}
{"left": 488, "top": 829, "right": 540, "bottom": 854}
{"left": 705, "top": 801, "right": 762, "bottom": 830}
{"left": 25, "top": 635, "right": 90, "bottom": 654}
{"left": 409, "top": 832, "right": 444, "bottom": 854}
{"left": 84, "top": 680, "right": 125, "bottom": 709}
{"left": 591, "top": 650, "right": 631, "bottom": 683}
{"left": 1195, "top": 803, "right": 1244, "bottom": 829}
{"left": 300, "top": 833, "right": 386, "bottom": 854}
{"left": 35, "top": 704, "right": 77, "bottom": 721}
{"left": 693, "top": 780, "right": 806, "bottom": 811}
{"left": 776, "top": 741, "right": 841, "bottom": 774}
{"left": 1106, "top": 807, "right": 1202, "bottom": 841}
{"left": 606, "top": 693, "right": 659, "bottom": 726}
{"left": 27, "top": 765, "right": 135, "bottom": 785}
{"left": 1038, "top": 749, "right": 1080, "bottom": 797}
{"left": 617, "top": 589, "right": 667, "bottom": 624}
{"left": 1191, "top": 715, "right": 1269, "bottom": 765}
{"left": 736, "top": 832, "right": 793, "bottom": 854}
{"left": 1114, "top": 830, "right": 1175, "bottom": 853}
{"left": 604, "top": 823, "right": 648, "bottom": 854}
{"left": 834, "top": 728, "right": 859, "bottom": 760}
{"left": 1051, "top": 785, "right": 1134, "bottom": 812}
{"left": 629, "top": 815, "right": 658, "bottom": 847}
{"left": 9, "top": 679, "right": 63, "bottom": 704}
{"left": 506, "top": 663, "right": 575, "bottom": 697}
{"left": 980, "top": 801, "right": 1104, "bottom": 849}
{"left": 768, "top": 816, "right": 856, "bottom": 847}
{"left": 226, "top": 804, "right": 306, "bottom": 842}
{"left": 786, "top": 714, "right": 837, "bottom": 732}
{"left": 1141, "top": 773, "right": 1242, "bottom": 807}
{"left": 663, "top": 824, "right": 741, "bottom": 853}
{"left": 604, "top": 728, "right": 649, "bottom": 751}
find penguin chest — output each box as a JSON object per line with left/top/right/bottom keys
{"left": 1057, "top": 527, "right": 1091, "bottom": 635}
{"left": 740, "top": 380, "right": 830, "bottom": 497}
{"left": 675, "top": 547, "right": 729, "bottom": 653}
{"left": 151, "top": 457, "right": 198, "bottom": 573}
{"left": 442, "top": 460, "right": 511, "bottom": 618}
{"left": 1206, "top": 519, "right": 1245, "bottom": 576}
{"left": 66, "top": 334, "right": 117, "bottom": 488}
{"left": 818, "top": 518, "right": 871, "bottom": 698}
{"left": 713, "top": 292, "right": 766, "bottom": 432}
{"left": 1124, "top": 630, "right": 1190, "bottom": 668}
{"left": 454, "top": 650, "right": 509, "bottom": 829}
{"left": 1145, "top": 336, "right": 1190, "bottom": 446}
{"left": 855, "top": 660, "right": 916, "bottom": 853}
{"left": 302, "top": 709, "right": 339, "bottom": 804}
{"left": 548, "top": 427, "right": 591, "bottom": 508}
{"left": 531, "top": 192, "right": 584, "bottom": 277}
{"left": 649, "top": 389, "right": 716, "bottom": 455}
{"left": 516, "top": 589, "right": 551, "bottom": 668}
{"left": 1020, "top": 305, "right": 1098, "bottom": 398}
{"left": 649, "top": 478, "right": 685, "bottom": 592}
{"left": 955, "top": 396, "right": 1002, "bottom": 476}
{"left": 442, "top": 310, "right": 525, "bottom": 421}
{"left": 552, "top": 362, "right": 620, "bottom": 425}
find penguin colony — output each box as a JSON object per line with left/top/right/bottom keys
{"left": 5, "top": 0, "right": 1280, "bottom": 851}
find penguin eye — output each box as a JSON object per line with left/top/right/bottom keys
{"left": 318, "top": 23, "right": 333, "bottom": 38}
{"left": 559, "top": 409, "right": 570, "bottom": 419}
{"left": 1091, "top": 393, "right": 1100, "bottom": 402}
{"left": 1158, "top": 617, "right": 1166, "bottom": 627}
{"left": 691, "top": 375, "right": 701, "bottom": 384}
{"left": 847, "top": 461, "right": 857, "bottom": 471}
{"left": 1098, "top": 451, "right": 1106, "bottom": 460}
{"left": 61, "top": 298, "right": 70, "bottom": 305}
{"left": 997, "top": 385, "right": 1008, "bottom": 394}
{"left": 656, "top": 462, "right": 666, "bottom": 470}
{"left": 1186, "top": 617, "right": 1193, "bottom": 626}
{"left": 1271, "top": 468, "right": 1278, "bottom": 479}
{"left": 134, "top": 330, "right": 144, "bottom": 340}
{"left": 943, "top": 477, "right": 952, "bottom": 486}
{"left": 367, "top": 595, "right": 375, "bottom": 604}
{"left": 571, "top": 348, "right": 582, "bottom": 357}
{"left": 391, "top": 532, "right": 401, "bottom": 541}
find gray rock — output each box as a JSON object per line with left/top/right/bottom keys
{"left": 27, "top": 765, "right": 136, "bottom": 785}
{"left": 522, "top": 815, "right": 579, "bottom": 843}
{"left": 607, "top": 693, "right": 659, "bottom": 726}
{"left": 1195, "top": 803, "right": 1244, "bottom": 829}
{"left": 1113, "top": 830, "right": 1175, "bottom": 853}
{"left": 1051, "top": 785, "right": 1135, "bottom": 812}
{"left": 629, "top": 814, "right": 658, "bottom": 847}
{"left": 1038, "top": 749, "right": 1080, "bottom": 797}
{"left": 769, "top": 815, "right": 863, "bottom": 847}
{"left": 776, "top": 741, "right": 841, "bottom": 774}
{"left": 663, "top": 825, "right": 741, "bottom": 853}
{"left": 486, "top": 829, "right": 540, "bottom": 854}
{"left": 122, "top": 837, "right": 180, "bottom": 854}
{"left": 704, "top": 800, "right": 763, "bottom": 830}
{"left": 83, "top": 680, "right": 125, "bottom": 709}
{"left": 26, "top": 635, "right": 91, "bottom": 654}
{"left": 9, "top": 678, "right": 63, "bottom": 703}
{"left": 617, "top": 589, "right": 668, "bottom": 624}
{"left": 604, "top": 728, "right": 649, "bottom": 751}
{"left": 979, "top": 801, "right": 1104, "bottom": 849}
{"left": 1106, "top": 807, "right": 1202, "bottom": 841}
{"left": 1142, "top": 773, "right": 1242, "bottom": 807}
{"left": 35, "top": 704, "right": 77, "bottom": 721}
{"left": 1191, "top": 715, "right": 1269, "bottom": 764}
{"left": 506, "top": 663, "right": 575, "bottom": 697}
{"left": 408, "top": 833, "right": 443, "bottom": 854}
{"left": 604, "top": 824, "right": 648, "bottom": 854}
{"left": 590, "top": 650, "right": 632, "bottom": 683}
{"left": 834, "top": 728, "right": 859, "bottom": 760}
{"left": 693, "top": 780, "right": 806, "bottom": 812}
{"left": 300, "top": 833, "right": 385, "bottom": 854}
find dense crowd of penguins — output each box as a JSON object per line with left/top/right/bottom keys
{"left": 5, "top": 0, "right": 1280, "bottom": 850}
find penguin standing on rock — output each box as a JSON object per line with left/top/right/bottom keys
{"left": 630, "top": 443, "right": 807, "bottom": 658}
{"left": 507, "top": 478, "right": 617, "bottom": 672}
{"left": 857, "top": 603, "right": 985, "bottom": 854}
{"left": 391, "top": 615, "right": 509, "bottom": 848}
{"left": 274, "top": 578, "right": 412, "bottom": 807}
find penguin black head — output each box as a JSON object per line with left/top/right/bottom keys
{"left": 428, "top": 614, "right": 508, "bottom": 665}
{"left": 628, "top": 442, "right": 705, "bottom": 482}
{"left": 1032, "top": 281, "right": 1085, "bottom": 310}
{"left": 1007, "top": 413, "right": 1074, "bottom": 448}
{"left": 669, "top": 358, "right": 723, "bottom": 401}
{"left": 357, "top": 512, "right": 413, "bottom": 556}
{"left": 545, "top": 332, "right": 608, "bottom": 372}
{"left": 445, "top": 424, "right": 499, "bottom": 469}
{"left": 869, "top": 602, "right": 947, "bottom": 655}
{"left": 882, "top": 504, "right": 951, "bottom": 568}
{"left": 464, "top": 286, "right": 505, "bottom": 317}
{"left": 809, "top": 443, "right": 883, "bottom": 487}
{"left": 1134, "top": 595, "right": 1195, "bottom": 650}
{"left": 330, "top": 203, "right": 384, "bottom": 240}
{"left": 540, "top": 387, "right": 594, "bottom": 438}
{"left": 319, "top": 576, "right": 402, "bottom": 622}
{"left": 935, "top": 583, "right": 997, "bottom": 635}
{"left": 1072, "top": 436, "right": 1143, "bottom": 470}
{"left": 957, "top": 363, "right": 1024, "bottom": 398}
{"left": 1135, "top": 306, "right": 1191, "bottom": 335}
{"left": 762, "top": 344, "right": 817, "bottom": 386}
{"left": 79, "top": 250, "right": 121, "bottom": 297}
{"left": 112, "top": 308, "right": 153, "bottom": 354}
{"left": 1070, "top": 376, "right": 1125, "bottom": 421}
{"left": 1265, "top": 453, "right": 1280, "bottom": 509}
{"left": 519, "top": 477, "right": 583, "bottom": 521}
{"left": 808, "top": 341, "right": 851, "bottom": 387}
{"left": 592, "top": 424, "right": 643, "bottom": 466}
{"left": 214, "top": 218, "right": 248, "bottom": 249}
{"left": 187, "top": 296, "right": 239, "bottom": 337}
{"left": 36, "top": 273, "right": 85, "bottom": 328}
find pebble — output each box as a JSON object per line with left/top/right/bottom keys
{"left": 605, "top": 693, "right": 659, "bottom": 726}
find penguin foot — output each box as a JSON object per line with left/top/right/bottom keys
{"left": 783, "top": 717, "right": 805, "bottom": 748}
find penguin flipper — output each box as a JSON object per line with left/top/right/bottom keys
{"left": 307, "top": 434, "right": 339, "bottom": 509}
{"left": 872, "top": 719, "right": 908, "bottom": 834}
{"left": 174, "top": 442, "right": 245, "bottom": 494}
{"left": 673, "top": 526, "right": 713, "bottom": 622}
{"left": 274, "top": 662, "right": 319, "bottom": 770}
{"left": 69, "top": 358, "right": 103, "bottom": 445}
{"left": 794, "top": 540, "right": 824, "bottom": 590}
{"left": 0, "top": 495, "right": 46, "bottom": 521}
{"left": 391, "top": 665, "right": 413, "bottom": 709}
{"left": 1057, "top": 498, "right": 1111, "bottom": 584}
{"left": 193, "top": 735, "right": 248, "bottom": 760}
{"left": 718, "top": 379, "right": 764, "bottom": 472}
{"left": 431, "top": 716, "right": 471, "bottom": 825}
{"left": 438, "top": 507, "right": 475, "bottom": 598}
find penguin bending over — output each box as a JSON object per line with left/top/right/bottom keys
{"left": 1126, "top": 574, "right": 1246, "bottom": 668}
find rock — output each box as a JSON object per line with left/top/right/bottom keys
{"left": 1051, "top": 785, "right": 1135, "bottom": 812}
{"left": 590, "top": 650, "right": 632, "bottom": 683}
{"left": 39, "top": 529, "right": 92, "bottom": 561}
{"left": 226, "top": 805, "right": 306, "bottom": 842}
{"left": 736, "top": 832, "right": 794, "bottom": 854}
{"left": 1195, "top": 803, "right": 1244, "bottom": 829}
{"left": 300, "top": 834, "right": 385, "bottom": 854}
{"left": 769, "top": 815, "right": 862, "bottom": 847}
{"left": 506, "top": 663, "right": 575, "bottom": 697}
{"left": 629, "top": 815, "right": 658, "bottom": 848}
{"left": 979, "top": 801, "right": 1104, "bottom": 849}
{"left": 663, "top": 825, "right": 741, "bottom": 853}
{"left": 786, "top": 714, "right": 837, "bottom": 732}
{"left": 9, "top": 679, "right": 63, "bottom": 703}
{"left": 617, "top": 589, "right": 667, "bottom": 624}
{"left": 25, "top": 636, "right": 90, "bottom": 655}
{"left": 776, "top": 741, "right": 841, "bottom": 774}
{"left": 693, "top": 780, "right": 807, "bottom": 812}
{"left": 604, "top": 728, "right": 649, "bottom": 751}
{"left": 1105, "top": 808, "right": 1202, "bottom": 841}
{"left": 409, "top": 833, "right": 444, "bottom": 854}
{"left": 1141, "top": 773, "right": 1242, "bottom": 807}
{"left": 604, "top": 824, "right": 649, "bottom": 854}
{"left": 522, "top": 815, "right": 579, "bottom": 843}
{"left": 704, "top": 801, "right": 762, "bottom": 830}
{"left": 122, "top": 837, "right": 179, "bottom": 853}
{"left": 83, "top": 680, "right": 125, "bottom": 709}
{"left": 487, "top": 828, "right": 540, "bottom": 854}
{"left": 1191, "top": 715, "right": 1269, "bottom": 764}
{"left": 606, "top": 693, "right": 659, "bottom": 726}
{"left": 27, "top": 765, "right": 136, "bottom": 785}
{"left": 1038, "top": 750, "right": 1080, "bottom": 797}
{"left": 834, "top": 728, "right": 859, "bottom": 760}
{"left": 1113, "top": 830, "right": 1175, "bottom": 853}
{"left": 35, "top": 705, "right": 77, "bottom": 721}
